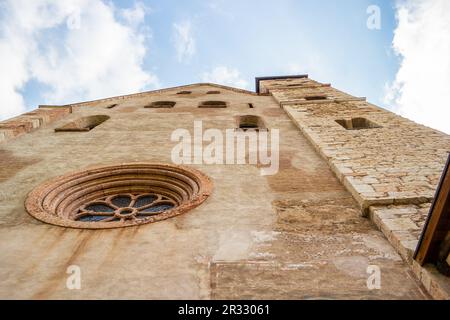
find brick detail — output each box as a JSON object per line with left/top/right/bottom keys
{"left": 25, "top": 163, "right": 213, "bottom": 230}
{"left": 0, "top": 106, "right": 72, "bottom": 143}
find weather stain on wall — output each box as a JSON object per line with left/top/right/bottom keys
{"left": 0, "top": 149, "right": 41, "bottom": 182}
{"left": 266, "top": 151, "right": 343, "bottom": 193}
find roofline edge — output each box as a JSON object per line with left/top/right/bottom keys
{"left": 255, "top": 74, "right": 309, "bottom": 93}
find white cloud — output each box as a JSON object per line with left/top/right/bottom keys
{"left": 385, "top": 0, "right": 450, "bottom": 134}
{"left": 201, "top": 66, "right": 249, "bottom": 89}
{"left": 0, "top": 0, "right": 158, "bottom": 120}
{"left": 121, "top": 1, "right": 150, "bottom": 27}
{"left": 172, "top": 20, "right": 196, "bottom": 63}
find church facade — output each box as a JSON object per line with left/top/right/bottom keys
{"left": 0, "top": 75, "right": 449, "bottom": 299}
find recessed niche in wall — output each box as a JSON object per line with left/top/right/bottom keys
{"left": 236, "top": 115, "right": 267, "bottom": 132}
{"left": 336, "top": 117, "right": 381, "bottom": 130}
{"left": 145, "top": 101, "right": 176, "bottom": 108}
{"left": 304, "top": 95, "right": 328, "bottom": 101}
{"left": 198, "top": 101, "right": 227, "bottom": 108}
{"left": 54, "top": 115, "right": 110, "bottom": 132}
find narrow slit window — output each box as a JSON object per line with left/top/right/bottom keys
{"left": 107, "top": 104, "right": 118, "bottom": 109}
{"left": 248, "top": 103, "right": 254, "bottom": 109}
{"left": 207, "top": 91, "right": 220, "bottom": 94}
{"left": 177, "top": 91, "right": 192, "bottom": 95}
{"left": 304, "top": 95, "right": 328, "bottom": 101}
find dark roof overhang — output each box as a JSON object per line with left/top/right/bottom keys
{"left": 255, "top": 74, "right": 309, "bottom": 93}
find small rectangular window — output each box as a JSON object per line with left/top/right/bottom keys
{"left": 199, "top": 101, "right": 227, "bottom": 108}
{"left": 336, "top": 118, "right": 381, "bottom": 130}
{"left": 145, "top": 101, "right": 176, "bottom": 108}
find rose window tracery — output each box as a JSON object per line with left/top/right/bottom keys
{"left": 76, "top": 193, "right": 177, "bottom": 222}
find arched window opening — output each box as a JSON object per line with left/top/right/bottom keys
{"left": 236, "top": 115, "right": 267, "bottom": 132}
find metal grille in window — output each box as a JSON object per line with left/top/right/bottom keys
{"left": 76, "top": 193, "right": 177, "bottom": 223}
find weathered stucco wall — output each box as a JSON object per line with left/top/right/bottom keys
{"left": 0, "top": 83, "right": 430, "bottom": 299}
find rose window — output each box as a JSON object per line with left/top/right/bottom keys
{"left": 25, "top": 163, "right": 212, "bottom": 229}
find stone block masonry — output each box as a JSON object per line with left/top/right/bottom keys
{"left": 261, "top": 76, "right": 450, "bottom": 299}
{"left": 261, "top": 77, "right": 450, "bottom": 213}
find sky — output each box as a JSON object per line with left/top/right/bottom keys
{"left": 0, "top": 0, "right": 449, "bottom": 134}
